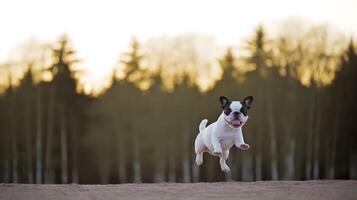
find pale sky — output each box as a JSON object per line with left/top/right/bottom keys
{"left": 0, "top": 0, "right": 356, "bottom": 93}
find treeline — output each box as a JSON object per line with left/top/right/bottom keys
{"left": 0, "top": 26, "right": 356, "bottom": 184}
{"left": 0, "top": 38, "right": 91, "bottom": 183}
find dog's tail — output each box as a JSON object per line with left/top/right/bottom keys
{"left": 199, "top": 119, "right": 208, "bottom": 132}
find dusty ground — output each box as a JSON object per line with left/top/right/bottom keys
{"left": 0, "top": 180, "right": 356, "bottom": 200}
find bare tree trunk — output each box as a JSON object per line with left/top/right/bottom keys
{"left": 192, "top": 161, "right": 199, "bottom": 182}
{"left": 2, "top": 147, "right": 10, "bottom": 183}
{"left": 283, "top": 138, "right": 296, "bottom": 180}
{"left": 255, "top": 153, "right": 262, "bottom": 180}
{"left": 154, "top": 145, "right": 165, "bottom": 183}
{"left": 35, "top": 86, "right": 43, "bottom": 184}
{"left": 117, "top": 133, "right": 127, "bottom": 183}
{"left": 313, "top": 91, "right": 321, "bottom": 179}
{"left": 255, "top": 117, "right": 263, "bottom": 181}
{"left": 168, "top": 151, "right": 176, "bottom": 182}
{"left": 306, "top": 91, "right": 315, "bottom": 180}
{"left": 229, "top": 152, "right": 238, "bottom": 181}
{"left": 153, "top": 158, "right": 165, "bottom": 182}
{"left": 2, "top": 100, "right": 10, "bottom": 183}
{"left": 70, "top": 117, "right": 78, "bottom": 183}
{"left": 182, "top": 129, "right": 190, "bottom": 183}
{"left": 3, "top": 129, "right": 10, "bottom": 183}
{"left": 168, "top": 136, "right": 176, "bottom": 182}
{"left": 206, "top": 157, "right": 215, "bottom": 181}
{"left": 10, "top": 97, "right": 18, "bottom": 183}
{"left": 25, "top": 98, "right": 34, "bottom": 183}
{"left": 132, "top": 131, "right": 141, "bottom": 183}
{"left": 328, "top": 108, "right": 339, "bottom": 179}
{"left": 99, "top": 162, "right": 110, "bottom": 184}
{"left": 328, "top": 92, "right": 341, "bottom": 179}
{"left": 45, "top": 85, "right": 55, "bottom": 183}
{"left": 283, "top": 87, "right": 297, "bottom": 180}
{"left": 182, "top": 160, "right": 190, "bottom": 182}
{"left": 241, "top": 152, "right": 254, "bottom": 181}
{"left": 350, "top": 153, "right": 357, "bottom": 179}
{"left": 267, "top": 100, "right": 278, "bottom": 180}
{"left": 225, "top": 156, "right": 233, "bottom": 181}
{"left": 60, "top": 103, "right": 68, "bottom": 183}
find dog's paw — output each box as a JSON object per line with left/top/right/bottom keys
{"left": 239, "top": 143, "right": 250, "bottom": 150}
{"left": 221, "top": 164, "right": 231, "bottom": 173}
{"left": 195, "top": 155, "right": 203, "bottom": 166}
{"left": 213, "top": 149, "right": 223, "bottom": 155}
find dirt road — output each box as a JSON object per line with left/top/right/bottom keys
{"left": 0, "top": 180, "right": 356, "bottom": 200}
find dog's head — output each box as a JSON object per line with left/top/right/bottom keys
{"left": 219, "top": 96, "right": 253, "bottom": 128}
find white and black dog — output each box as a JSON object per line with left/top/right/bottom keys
{"left": 194, "top": 96, "right": 253, "bottom": 172}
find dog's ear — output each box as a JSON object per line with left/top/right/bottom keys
{"left": 243, "top": 96, "right": 253, "bottom": 109}
{"left": 219, "top": 96, "right": 230, "bottom": 108}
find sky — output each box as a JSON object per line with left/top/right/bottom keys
{"left": 0, "top": 0, "right": 356, "bottom": 93}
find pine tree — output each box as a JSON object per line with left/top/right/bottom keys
{"left": 244, "top": 25, "right": 278, "bottom": 180}
{"left": 332, "top": 40, "right": 357, "bottom": 179}
{"left": 48, "top": 35, "right": 80, "bottom": 184}
{"left": 17, "top": 66, "right": 35, "bottom": 183}
{"left": 119, "top": 38, "right": 144, "bottom": 183}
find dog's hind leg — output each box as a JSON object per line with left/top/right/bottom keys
{"left": 195, "top": 153, "right": 203, "bottom": 166}
{"left": 219, "top": 150, "right": 230, "bottom": 173}
{"left": 195, "top": 134, "right": 206, "bottom": 166}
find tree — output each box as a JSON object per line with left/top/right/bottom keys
{"left": 8, "top": 75, "right": 19, "bottom": 183}
{"left": 48, "top": 35, "right": 81, "bottom": 183}
{"left": 119, "top": 38, "right": 145, "bottom": 183}
{"left": 331, "top": 40, "right": 357, "bottom": 179}
{"left": 17, "top": 66, "right": 35, "bottom": 183}
{"left": 244, "top": 25, "right": 278, "bottom": 180}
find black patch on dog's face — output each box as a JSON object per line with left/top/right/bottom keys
{"left": 240, "top": 96, "right": 254, "bottom": 116}
{"left": 223, "top": 104, "right": 232, "bottom": 115}
{"left": 240, "top": 105, "right": 248, "bottom": 116}
{"left": 219, "top": 96, "right": 232, "bottom": 116}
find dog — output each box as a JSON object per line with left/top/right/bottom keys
{"left": 194, "top": 96, "right": 253, "bottom": 172}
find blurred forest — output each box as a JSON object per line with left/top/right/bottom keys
{"left": 0, "top": 24, "right": 357, "bottom": 184}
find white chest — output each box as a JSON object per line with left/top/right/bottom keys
{"left": 218, "top": 135, "right": 236, "bottom": 151}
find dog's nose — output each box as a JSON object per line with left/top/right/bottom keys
{"left": 233, "top": 112, "right": 240, "bottom": 118}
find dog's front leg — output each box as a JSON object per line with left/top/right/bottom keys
{"left": 211, "top": 136, "right": 223, "bottom": 155}
{"left": 235, "top": 129, "right": 250, "bottom": 150}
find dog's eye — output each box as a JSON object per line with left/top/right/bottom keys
{"left": 240, "top": 107, "right": 248, "bottom": 116}
{"left": 224, "top": 107, "right": 232, "bottom": 115}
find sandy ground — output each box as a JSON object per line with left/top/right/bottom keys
{"left": 0, "top": 180, "right": 356, "bottom": 200}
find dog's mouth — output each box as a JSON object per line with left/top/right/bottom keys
{"left": 225, "top": 118, "right": 242, "bottom": 128}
